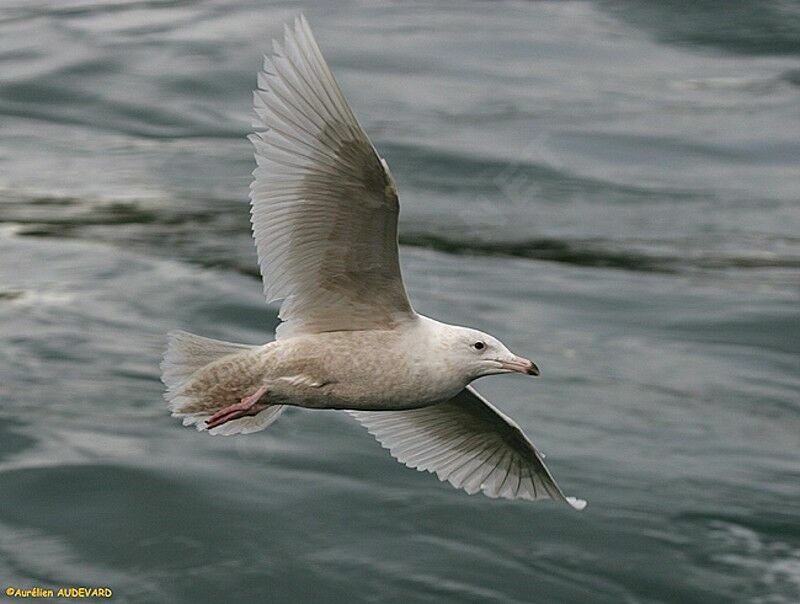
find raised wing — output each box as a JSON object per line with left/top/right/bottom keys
{"left": 348, "top": 387, "right": 586, "bottom": 508}
{"left": 249, "top": 15, "right": 415, "bottom": 338}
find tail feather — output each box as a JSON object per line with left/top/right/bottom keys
{"left": 161, "top": 331, "right": 285, "bottom": 436}
{"left": 161, "top": 330, "right": 254, "bottom": 391}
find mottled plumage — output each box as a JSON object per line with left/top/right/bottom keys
{"left": 161, "top": 15, "right": 585, "bottom": 509}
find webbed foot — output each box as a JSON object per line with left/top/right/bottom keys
{"left": 205, "top": 384, "right": 269, "bottom": 430}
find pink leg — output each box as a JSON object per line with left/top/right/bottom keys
{"left": 205, "top": 384, "right": 269, "bottom": 430}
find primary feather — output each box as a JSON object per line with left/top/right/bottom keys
{"left": 350, "top": 387, "right": 586, "bottom": 509}
{"left": 249, "top": 15, "right": 414, "bottom": 339}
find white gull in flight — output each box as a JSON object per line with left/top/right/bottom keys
{"left": 162, "top": 15, "right": 585, "bottom": 509}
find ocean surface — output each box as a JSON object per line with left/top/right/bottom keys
{"left": 1, "top": 1, "right": 799, "bottom": 602}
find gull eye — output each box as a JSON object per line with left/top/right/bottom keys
{"left": 472, "top": 341, "right": 486, "bottom": 351}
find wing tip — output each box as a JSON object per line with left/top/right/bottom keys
{"left": 295, "top": 12, "right": 309, "bottom": 32}
{"left": 566, "top": 496, "right": 588, "bottom": 511}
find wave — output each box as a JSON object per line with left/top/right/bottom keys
{"left": 401, "top": 232, "right": 800, "bottom": 273}
{"left": 598, "top": 0, "right": 800, "bottom": 57}
{"left": 380, "top": 142, "right": 706, "bottom": 202}
{"left": 2, "top": 192, "right": 798, "bottom": 276}
{"left": 0, "top": 190, "right": 800, "bottom": 277}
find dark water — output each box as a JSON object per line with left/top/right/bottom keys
{"left": 1, "top": 1, "right": 799, "bottom": 602}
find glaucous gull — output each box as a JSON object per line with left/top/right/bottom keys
{"left": 162, "top": 15, "right": 585, "bottom": 509}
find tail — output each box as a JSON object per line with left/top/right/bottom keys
{"left": 161, "top": 331, "right": 285, "bottom": 436}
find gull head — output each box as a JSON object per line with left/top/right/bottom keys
{"left": 437, "top": 324, "right": 540, "bottom": 381}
